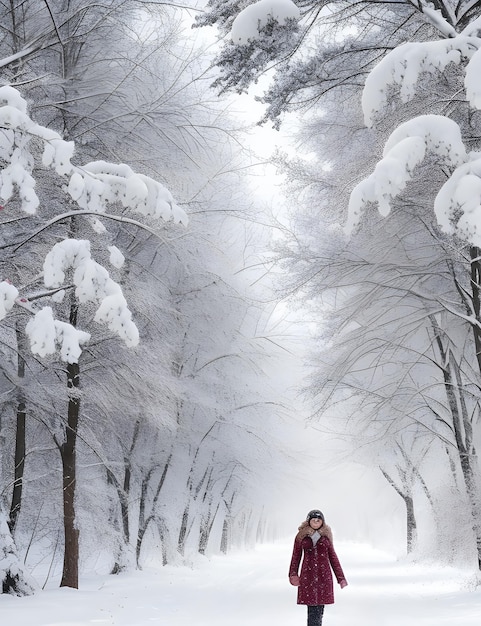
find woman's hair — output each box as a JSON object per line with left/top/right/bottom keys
{"left": 306, "top": 509, "right": 325, "bottom": 522}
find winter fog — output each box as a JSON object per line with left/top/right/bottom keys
{"left": 2, "top": 0, "right": 481, "bottom": 624}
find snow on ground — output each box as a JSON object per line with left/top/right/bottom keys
{"left": 1, "top": 541, "right": 481, "bottom": 625}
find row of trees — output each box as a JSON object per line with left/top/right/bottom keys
{"left": 200, "top": 0, "right": 481, "bottom": 568}
{"left": 0, "top": 1, "right": 302, "bottom": 595}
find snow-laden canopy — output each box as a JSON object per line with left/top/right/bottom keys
{"left": 231, "top": 0, "right": 300, "bottom": 45}
{"left": 0, "top": 86, "right": 187, "bottom": 225}
{"left": 346, "top": 23, "right": 481, "bottom": 246}
{"left": 362, "top": 35, "right": 481, "bottom": 127}
{"left": 0, "top": 85, "right": 187, "bottom": 363}
{"left": 25, "top": 307, "right": 91, "bottom": 364}
{"left": 345, "top": 115, "right": 467, "bottom": 236}
{"left": 435, "top": 154, "right": 481, "bottom": 245}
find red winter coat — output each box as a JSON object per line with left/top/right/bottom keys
{"left": 289, "top": 534, "right": 346, "bottom": 605}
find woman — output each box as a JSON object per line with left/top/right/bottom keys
{"left": 289, "top": 509, "right": 347, "bottom": 626}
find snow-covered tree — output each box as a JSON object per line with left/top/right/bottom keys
{"left": 341, "top": 4, "right": 481, "bottom": 568}
{"left": 0, "top": 84, "right": 186, "bottom": 588}
{"left": 197, "top": 1, "right": 441, "bottom": 125}
{"left": 199, "top": 1, "right": 481, "bottom": 568}
{"left": 274, "top": 133, "right": 481, "bottom": 564}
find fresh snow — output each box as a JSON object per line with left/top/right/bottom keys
{"left": 345, "top": 115, "right": 467, "bottom": 236}
{"left": 25, "top": 306, "right": 91, "bottom": 363}
{"left": 349, "top": 27, "right": 481, "bottom": 245}
{"left": 231, "top": 0, "right": 300, "bottom": 44}
{"left": 39, "top": 239, "right": 139, "bottom": 351}
{"left": 0, "top": 280, "right": 19, "bottom": 320}
{"left": 465, "top": 47, "right": 481, "bottom": 109}
{"left": 362, "top": 36, "right": 481, "bottom": 128}
{"left": 108, "top": 246, "right": 125, "bottom": 269}
{"left": 434, "top": 156, "right": 481, "bottom": 244}
{"left": 1, "top": 541, "right": 480, "bottom": 625}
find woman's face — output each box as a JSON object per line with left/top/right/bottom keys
{"left": 309, "top": 517, "right": 323, "bottom": 529}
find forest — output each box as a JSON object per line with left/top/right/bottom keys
{"left": 1, "top": 0, "right": 481, "bottom": 597}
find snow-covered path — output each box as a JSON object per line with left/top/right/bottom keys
{"left": 1, "top": 542, "right": 480, "bottom": 625}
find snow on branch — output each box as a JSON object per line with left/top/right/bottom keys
{"left": 19, "top": 235, "right": 140, "bottom": 362}
{"left": 0, "top": 85, "right": 28, "bottom": 114}
{"left": 0, "top": 86, "right": 75, "bottom": 213}
{"left": 0, "top": 47, "right": 36, "bottom": 70}
{"left": 0, "top": 85, "right": 188, "bottom": 225}
{"left": 465, "top": 46, "right": 481, "bottom": 108}
{"left": 69, "top": 161, "right": 187, "bottom": 224}
{"left": 434, "top": 153, "right": 481, "bottom": 245}
{"left": 345, "top": 115, "right": 466, "bottom": 235}
{"left": 25, "top": 307, "right": 91, "bottom": 364}
{"left": 362, "top": 36, "right": 481, "bottom": 127}
{"left": 461, "top": 13, "right": 481, "bottom": 37}
{"left": 419, "top": 3, "right": 457, "bottom": 38}
{"left": 0, "top": 280, "right": 19, "bottom": 321}
{"left": 231, "top": 0, "right": 300, "bottom": 45}
{"left": 43, "top": 239, "right": 139, "bottom": 348}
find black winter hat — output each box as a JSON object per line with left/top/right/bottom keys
{"left": 306, "top": 509, "right": 325, "bottom": 522}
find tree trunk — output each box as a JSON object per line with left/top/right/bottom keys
{"left": 136, "top": 453, "right": 171, "bottom": 567}
{"left": 405, "top": 495, "right": 416, "bottom": 554}
{"left": 177, "top": 506, "right": 189, "bottom": 556}
{"left": 8, "top": 402, "right": 25, "bottom": 534}
{"left": 198, "top": 500, "right": 218, "bottom": 555}
{"left": 157, "top": 518, "right": 169, "bottom": 566}
{"left": 469, "top": 247, "right": 481, "bottom": 376}
{"left": 106, "top": 466, "right": 131, "bottom": 575}
{"left": 430, "top": 314, "right": 481, "bottom": 569}
{"left": 457, "top": 443, "right": 481, "bottom": 569}
{"left": 220, "top": 518, "right": 229, "bottom": 554}
{"left": 8, "top": 321, "right": 27, "bottom": 534}
{"left": 60, "top": 303, "right": 81, "bottom": 589}
{"left": 464, "top": 249, "right": 481, "bottom": 567}
{"left": 380, "top": 468, "right": 417, "bottom": 554}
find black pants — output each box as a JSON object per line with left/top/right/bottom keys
{"left": 307, "top": 605, "right": 324, "bottom": 626}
